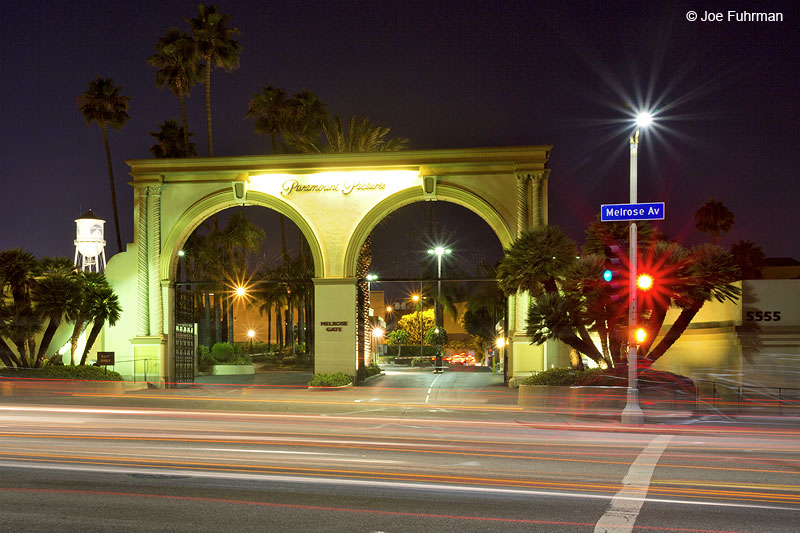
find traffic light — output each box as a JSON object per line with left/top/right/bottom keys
{"left": 602, "top": 244, "right": 627, "bottom": 303}
{"left": 637, "top": 273, "right": 653, "bottom": 291}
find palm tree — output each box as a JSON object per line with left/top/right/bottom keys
{"left": 0, "top": 248, "right": 41, "bottom": 360}
{"left": 147, "top": 28, "right": 200, "bottom": 156}
{"left": 32, "top": 258, "right": 82, "bottom": 364}
{"left": 187, "top": 4, "right": 242, "bottom": 157}
{"left": 77, "top": 77, "right": 130, "bottom": 253}
{"left": 79, "top": 280, "right": 122, "bottom": 366}
{"left": 694, "top": 198, "right": 735, "bottom": 245}
{"left": 288, "top": 115, "right": 408, "bottom": 153}
{"left": 149, "top": 119, "right": 197, "bottom": 158}
{"left": 643, "top": 244, "right": 741, "bottom": 364}
{"left": 730, "top": 239, "right": 766, "bottom": 280}
{"left": 69, "top": 271, "right": 106, "bottom": 365}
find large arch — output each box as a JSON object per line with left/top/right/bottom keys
{"left": 344, "top": 185, "right": 515, "bottom": 278}
{"left": 102, "top": 147, "right": 553, "bottom": 385}
{"left": 161, "top": 189, "right": 325, "bottom": 281}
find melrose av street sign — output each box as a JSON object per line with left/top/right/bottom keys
{"left": 601, "top": 202, "right": 665, "bottom": 222}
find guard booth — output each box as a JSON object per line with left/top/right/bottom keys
{"left": 101, "top": 147, "right": 553, "bottom": 385}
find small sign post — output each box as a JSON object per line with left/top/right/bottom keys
{"left": 96, "top": 352, "right": 114, "bottom": 374}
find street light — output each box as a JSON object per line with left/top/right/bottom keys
{"left": 621, "top": 111, "right": 653, "bottom": 425}
{"left": 428, "top": 246, "right": 451, "bottom": 372}
{"left": 411, "top": 293, "right": 423, "bottom": 357}
{"left": 247, "top": 329, "right": 255, "bottom": 354}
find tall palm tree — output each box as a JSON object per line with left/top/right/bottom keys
{"left": 247, "top": 87, "right": 329, "bottom": 154}
{"left": 730, "top": 239, "right": 766, "bottom": 280}
{"left": 694, "top": 198, "right": 735, "bottom": 245}
{"left": 288, "top": 115, "right": 408, "bottom": 153}
{"left": 187, "top": 4, "right": 242, "bottom": 157}
{"left": 147, "top": 28, "right": 200, "bottom": 156}
{"left": 77, "top": 77, "right": 130, "bottom": 253}
{"left": 149, "top": 119, "right": 197, "bottom": 158}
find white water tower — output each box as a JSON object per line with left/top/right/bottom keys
{"left": 74, "top": 210, "right": 107, "bottom": 272}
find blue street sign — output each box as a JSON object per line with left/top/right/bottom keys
{"left": 601, "top": 202, "right": 665, "bottom": 222}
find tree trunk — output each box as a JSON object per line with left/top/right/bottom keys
{"left": 227, "top": 297, "right": 235, "bottom": 345}
{"left": 70, "top": 319, "right": 85, "bottom": 366}
{"left": 0, "top": 338, "right": 23, "bottom": 368}
{"left": 266, "top": 305, "right": 272, "bottom": 351}
{"left": 178, "top": 86, "right": 190, "bottom": 156}
{"left": 204, "top": 56, "right": 213, "bottom": 157}
{"left": 79, "top": 321, "right": 104, "bottom": 366}
{"left": 36, "top": 317, "right": 60, "bottom": 362}
{"left": 101, "top": 122, "right": 123, "bottom": 253}
{"left": 202, "top": 292, "right": 211, "bottom": 348}
{"left": 213, "top": 293, "right": 222, "bottom": 346}
{"left": 645, "top": 300, "right": 704, "bottom": 363}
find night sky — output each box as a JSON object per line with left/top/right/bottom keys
{"left": 2, "top": 1, "right": 798, "bottom": 266}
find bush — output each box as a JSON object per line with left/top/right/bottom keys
{"left": 281, "top": 356, "right": 296, "bottom": 365}
{"left": 412, "top": 356, "right": 434, "bottom": 367}
{"left": 522, "top": 366, "right": 695, "bottom": 393}
{"left": 309, "top": 372, "right": 352, "bottom": 387}
{"left": 211, "top": 342, "right": 235, "bottom": 363}
{"left": 198, "top": 345, "right": 210, "bottom": 358}
{"left": 198, "top": 354, "right": 215, "bottom": 374}
{"left": 521, "top": 367, "right": 605, "bottom": 386}
{"left": 0, "top": 365, "right": 123, "bottom": 381}
{"left": 365, "top": 363, "right": 382, "bottom": 377}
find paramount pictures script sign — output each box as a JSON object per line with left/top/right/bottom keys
{"left": 281, "top": 179, "right": 386, "bottom": 197}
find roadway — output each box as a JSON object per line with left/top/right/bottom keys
{"left": 1, "top": 367, "right": 799, "bottom": 531}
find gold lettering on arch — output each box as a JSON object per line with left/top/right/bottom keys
{"left": 281, "top": 179, "right": 385, "bottom": 197}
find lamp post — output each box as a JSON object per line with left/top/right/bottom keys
{"left": 411, "top": 293, "right": 422, "bottom": 357}
{"left": 621, "top": 111, "right": 652, "bottom": 425}
{"left": 428, "top": 246, "right": 451, "bottom": 373}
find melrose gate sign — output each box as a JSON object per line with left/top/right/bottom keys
{"left": 101, "top": 147, "right": 552, "bottom": 385}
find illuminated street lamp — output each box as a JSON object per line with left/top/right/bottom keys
{"left": 411, "top": 293, "right": 423, "bottom": 357}
{"left": 247, "top": 329, "right": 255, "bottom": 354}
{"left": 621, "top": 111, "right": 654, "bottom": 425}
{"left": 428, "top": 246, "right": 451, "bottom": 372}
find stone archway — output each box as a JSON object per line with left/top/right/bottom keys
{"left": 102, "top": 147, "right": 552, "bottom": 385}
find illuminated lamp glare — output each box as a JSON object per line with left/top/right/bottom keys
{"left": 637, "top": 274, "right": 653, "bottom": 291}
{"left": 635, "top": 111, "right": 653, "bottom": 128}
{"left": 635, "top": 328, "right": 647, "bottom": 343}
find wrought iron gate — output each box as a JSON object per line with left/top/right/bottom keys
{"left": 174, "top": 286, "right": 196, "bottom": 383}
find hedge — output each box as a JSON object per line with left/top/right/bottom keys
{"left": 0, "top": 366, "right": 123, "bottom": 381}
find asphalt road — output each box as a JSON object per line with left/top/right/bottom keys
{"left": 1, "top": 368, "right": 800, "bottom": 531}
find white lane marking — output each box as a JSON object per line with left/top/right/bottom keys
{"left": 594, "top": 434, "right": 673, "bottom": 533}
{"left": 425, "top": 375, "right": 442, "bottom": 404}
{"left": 1, "top": 459, "right": 796, "bottom": 512}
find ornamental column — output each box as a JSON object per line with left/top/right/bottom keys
{"left": 515, "top": 174, "right": 530, "bottom": 237}
{"left": 136, "top": 185, "right": 150, "bottom": 336}
{"left": 147, "top": 185, "right": 163, "bottom": 336}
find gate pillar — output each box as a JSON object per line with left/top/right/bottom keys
{"left": 313, "top": 278, "right": 358, "bottom": 376}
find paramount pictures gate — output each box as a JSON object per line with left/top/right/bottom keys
{"left": 173, "top": 286, "right": 195, "bottom": 383}
{"left": 102, "top": 147, "right": 552, "bottom": 385}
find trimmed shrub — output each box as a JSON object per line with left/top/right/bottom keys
{"left": 412, "top": 356, "right": 434, "bottom": 367}
{"left": 365, "top": 363, "right": 382, "bottom": 377}
{"left": 0, "top": 366, "right": 123, "bottom": 381}
{"left": 211, "top": 342, "right": 236, "bottom": 363}
{"left": 198, "top": 345, "right": 210, "bottom": 358}
{"left": 309, "top": 372, "right": 352, "bottom": 387}
{"left": 522, "top": 366, "right": 695, "bottom": 393}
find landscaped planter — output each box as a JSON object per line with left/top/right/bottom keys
{"left": 518, "top": 384, "right": 696, "bottom": 416}
{"left": 307, "top": 383, "right": 353, "bottom": 390}
{"left": 212, "top": 364, "right": 255, "bottom": 376}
